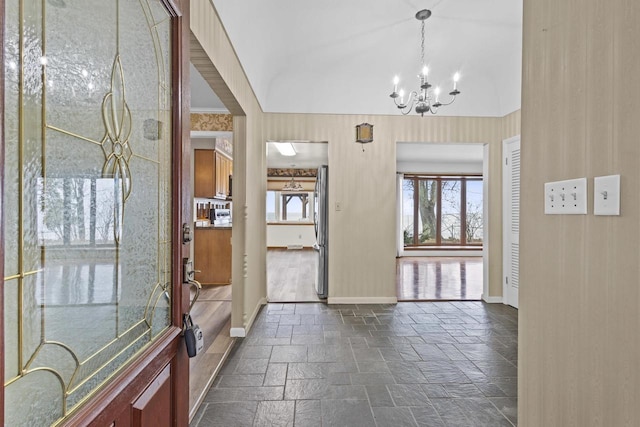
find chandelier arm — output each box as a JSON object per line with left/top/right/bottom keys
{"left": 437, "top": 95, "right": 459, "bottom": 107}
{"left": 393, "top": 91, "right": 418, "bottom": 113}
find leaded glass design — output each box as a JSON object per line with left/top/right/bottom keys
{"left": 3, "top": 0, "right": 174, "bottom": 424}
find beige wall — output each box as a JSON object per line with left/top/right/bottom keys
{"left": 264, "top": 113, "right": 520, "bottom": 302}
{"left": 190, "top": 0, "right": 267, "bottom": 332}
{"left": 520, "top": 0, "right": 640, "bottom": 424}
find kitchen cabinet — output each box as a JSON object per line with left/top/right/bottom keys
{"left": 194, "top": 149, "right": 232, "bottom": 199}
{"left": 194, "top": 227, "right": 232, "bottom": 285}
{"left": 214, "top": 151, "right": 233, "bottom": 198}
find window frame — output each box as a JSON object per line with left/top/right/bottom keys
{"left": 281, "top": 192, "right": 309, "bottom": 221}
{"left": 266, "top": 190, "right": 314, "bottom": 223}
{"left": 403, "top": 174, "right": 483, "bottom": 248}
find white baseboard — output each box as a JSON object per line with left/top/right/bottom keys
{"left": 230, "top": 328, "right": 246, "bottom": 337}
{"left": 482, "top": 294, "right": 503, "bottom": 304}
{"left": 230, "top": 297, "right": 268, "bottom": 337}
{"left": 327, "top": 297, "right": 398, "bottom": 305}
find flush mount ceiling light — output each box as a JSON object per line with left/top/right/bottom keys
{"left": 389, "top": 9, "right": 461, "bottom": 116}
{"left": 274, "top": 142, "right": 297, "bottom": 156}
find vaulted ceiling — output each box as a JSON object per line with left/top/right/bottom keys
{"left": 202, "top": 0, "right": 523, "bottom": 118}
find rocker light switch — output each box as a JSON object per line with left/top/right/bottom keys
{"left": 594, "top": 175, "right": 620, "bottom": 216}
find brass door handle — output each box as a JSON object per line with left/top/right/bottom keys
{"left": 187, "top": 279, "right": 202, "bottom": 312}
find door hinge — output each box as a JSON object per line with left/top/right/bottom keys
{"left": 506, "top": 276, "right": 509, "bottom": 285}
{"left": 505, "top": 157, "right": 508, "bottom": 166}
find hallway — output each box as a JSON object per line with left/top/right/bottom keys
{"left": 191, "top": 301, "right": 517, "bottom": 426}
{"left": 267, "top": 248, "right": 320, "bottom": 302}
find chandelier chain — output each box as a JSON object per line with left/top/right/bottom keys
{"left": 420, "top": 19, "right": 425, "bottom": 67}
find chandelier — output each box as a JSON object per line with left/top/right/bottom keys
{"left": 282, "top": 169, "right": 303, "bottom": 191}
{"left": 389, "top": 9, "right": 461, "bottom": 116}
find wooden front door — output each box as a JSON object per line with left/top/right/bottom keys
{"left": 1, "top": 0, "right": 191, "bottom": 425}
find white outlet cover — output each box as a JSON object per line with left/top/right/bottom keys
{"left": 594, "top": 174, "right": 620, "bottom": 216}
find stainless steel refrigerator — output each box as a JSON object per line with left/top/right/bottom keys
{"left": 313, "top": 165, "right": 328, "bottom": 298}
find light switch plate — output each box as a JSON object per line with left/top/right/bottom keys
{"left": 544, "top": 178, "right": 588, "bottom": 215}
{"left": 594, "top": 174, "right": 620, "bottom": 215}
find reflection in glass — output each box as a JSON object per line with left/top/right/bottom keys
{"left": 38, "top": 178, "right": 117, "bottom": 246}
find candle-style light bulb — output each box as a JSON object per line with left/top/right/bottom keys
{"left": 434, "top": 86, "right": 441, "bottom": 103}
{"left": 422, "top": 66, "right": 429, "bottom": 77}
{"left": 453, "top": 72, "right": 460, "bottom": 90}
{"left": 399, "top": 89, "right": 405, "bottom": 105}
{"left": 393, "top": 75, "right": 399, "bottom": 93}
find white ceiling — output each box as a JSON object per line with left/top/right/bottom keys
{"left": 190, "top": 63, "right": 227, "bottom": 111}
{"left": 206, "top": 0, "right": 523, "bottom": 117}
{"left": 266, "top": 141, "right": 329, "bottom": 169}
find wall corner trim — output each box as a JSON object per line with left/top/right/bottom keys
{"left": 242, "top": 297, "right": 268, "bottom": 336}
{"left": 327, "top": 297, "right": 398, "bottom": 305}
{"left": 482, "top": 295, "right": 503, "bottom": 304}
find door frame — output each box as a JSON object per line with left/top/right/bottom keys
{"left": 0, "top": 0, "right": 192, "bottom": 424}
{"left": 502, "top": 135, "right": 521, "bottom": 308}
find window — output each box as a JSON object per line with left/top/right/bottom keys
{"left": 266, "top": 191, "right": 314, "bottom": 222}
{"left": 403, "top": 175, "right": 483, "bottom": 247}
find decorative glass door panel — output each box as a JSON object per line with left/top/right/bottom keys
{"left": 3, "top": 0, "right": 174, "bottom": 424}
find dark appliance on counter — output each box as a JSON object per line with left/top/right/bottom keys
{"left": 210, "top": 208, "right": 231, "bottom": 225}
{"left": 313, "top": 165, "right": 328, "bottom": 299}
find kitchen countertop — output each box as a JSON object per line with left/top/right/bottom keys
{"left": 194, "top": 219, "right": 232, "bottom": 229}
{"left": 195, "top": 224, "right": 232, "bottom": 230}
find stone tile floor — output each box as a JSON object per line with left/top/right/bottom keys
{"left": 191, "top": 302, "right": 518, "bottom": 427}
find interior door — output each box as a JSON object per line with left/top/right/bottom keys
{"left": 503, "top": 136, "right": 521, "bottom": 308}
{"left": 1, "top": 0, "right": 191, "bottom": 425}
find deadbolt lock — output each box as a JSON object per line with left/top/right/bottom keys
{"left": 182, "top": 223, "right": 193, "bottom": 244}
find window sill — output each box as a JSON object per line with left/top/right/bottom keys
{"left": 404, "top": 246, "right": 483, "bottom": 251}
{"left": 267, "top": 222, "right": 314, "bottom": 226}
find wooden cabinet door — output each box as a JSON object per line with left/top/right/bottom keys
{"left": 224, "top": 157, "right": 233, "bottom": 196}
{"left": 214, "top": 152, "right": 233, "bottom": 198}
{"left": 194, "top": 149, "right": 216, "bottom": 198}
{"left": 194, "top": 229, "right": 232, "bottom": 285}
{"left": 214, "top": 151, "right": 224, "bottom": 197}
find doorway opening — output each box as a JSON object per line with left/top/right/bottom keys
{"left": 265, "top": 141, "right": 328, "bottom": 302}
{"left": 187, "top": 63, "right": 236, "bottom": 418}
{"left": 396, "top": 142, "right": 487, "bottom": 301}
